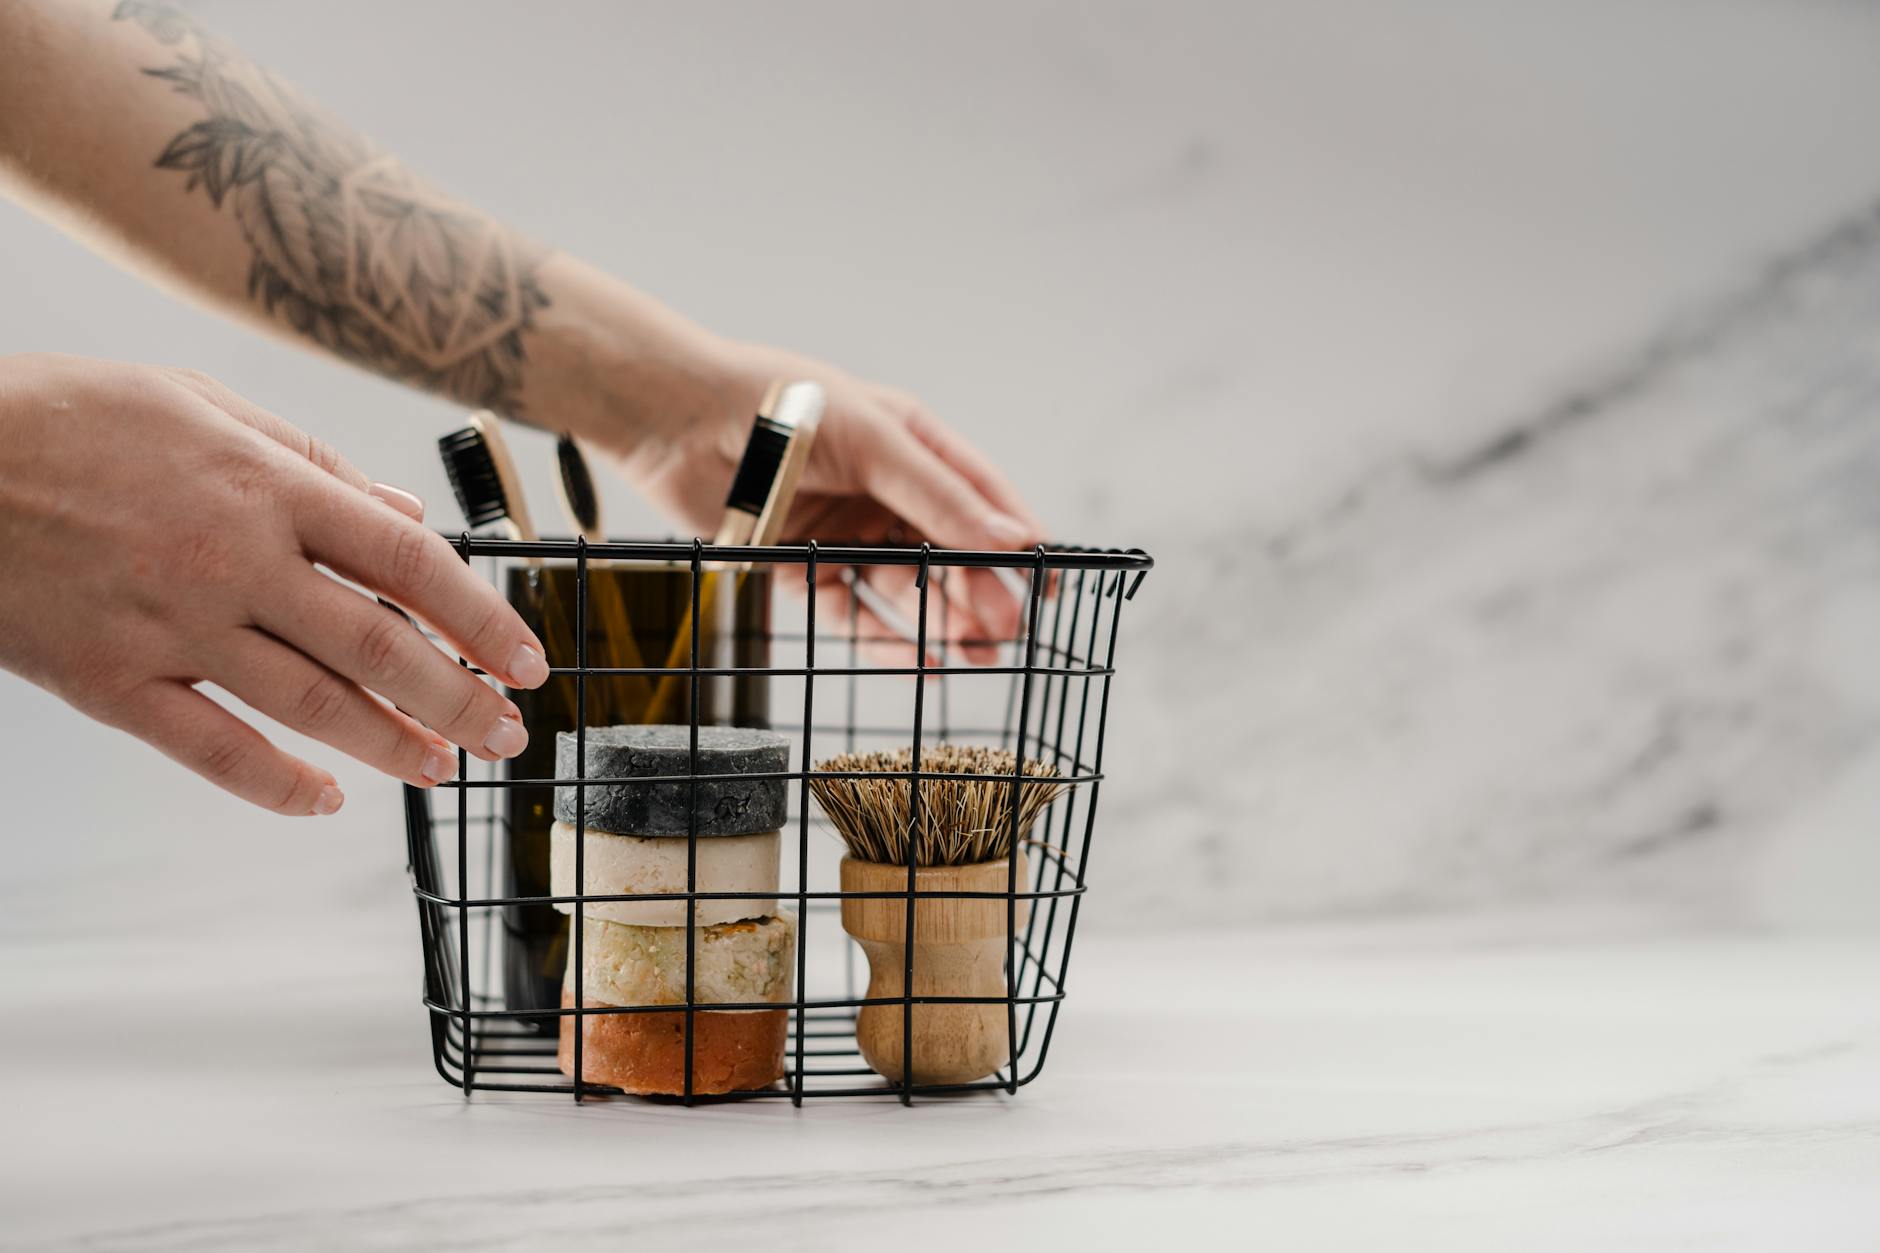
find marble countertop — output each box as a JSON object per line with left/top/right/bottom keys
{"left": 5, "top": 905, "right": 1877, "bottom": 1250}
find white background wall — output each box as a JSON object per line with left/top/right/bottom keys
{"left": 5, "top": 0, "right": 1880, "bottom": 934}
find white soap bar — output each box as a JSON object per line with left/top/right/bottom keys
{"left": 550, "top": 822, "right": 780, "bottom": 927}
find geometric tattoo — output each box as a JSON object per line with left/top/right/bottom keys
{"left": 112, "top": 2, "right": 550, "bottom": 414}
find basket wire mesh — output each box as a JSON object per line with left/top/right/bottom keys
{"left": 403, "top": 538, "right": 1151, "bottom": 1104}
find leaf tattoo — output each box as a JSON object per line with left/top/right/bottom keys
{"left": 113, "top": 3, "right": 549, "bottom": 414}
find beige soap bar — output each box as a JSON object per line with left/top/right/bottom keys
{"left": 567, "top": 912, "right": 796, "bottom": 1008}
{"left": 549, "top": 822, "right": 780, "bottom": 927}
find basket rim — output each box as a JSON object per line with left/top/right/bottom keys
{"left": 439, "top": 534, "right": 1153, "bottom": 582}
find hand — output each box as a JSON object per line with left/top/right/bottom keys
{"left": 607, "top": 341, "right": 1049, "bottom": 664}
{"left": 0, "top": 354, "right": 550, "bottom": 815}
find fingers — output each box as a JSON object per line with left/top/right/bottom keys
{"left": 166, "top": 368, "right": 426, "bottom": 523}
{"left": 165, "top": 367, "right": 372, "bottom": 494}
{"left": 858, "top": 419, "right": 1027, "bottom": 553}
{"left": 368, "top": 482, "right": 425, "bottom": 521}
{"left": 883, "top": 395, "right": 1057, "bottom": 601}
{"left": 869, "top": 423, "right": 1034, "bottom": 630}
{"left": 899, "top": 399, "right": 1046, "bottom": 541}
{"left": 254, "top": 571, "right": 528, "bottom": 763}
{"left": 957, "top": 567, "right": 1024, "bottom": 647}
{"left": 291, "top": 479, "right": 549, "bottom": 692}
{"left": 852, "top": 413, "right": 1051, "bottom": 621}
{"left": 117, "top": 680, "right": 344, "bottom": 816}
{"left": 812, "top": 575, "right": 937, "bottom": 671}
{"left": 847, "top": 565, "right": 1005, "bottom": 666}
{"left": 923, "top": 569, "right": 999, "bottom": 665}
{"left": 782, "top": 496, "right": 1028, "bottom": 654}
{"left": 804, "top": 564, "right": 1023, "bottom": 667}
{"left": 210, "top": 626, "right": 462, "bottom": 788}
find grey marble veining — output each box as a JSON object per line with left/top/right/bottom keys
{"left": 1098, "top": 194, "right": 1880, "bottom": 927}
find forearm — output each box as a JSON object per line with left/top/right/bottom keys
{"left": 0, "top": 0, "right": 733, "bottom": 441}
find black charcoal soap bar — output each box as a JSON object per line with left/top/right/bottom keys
{"left": 554, "top": 725, "right": 790, "bottom": 836}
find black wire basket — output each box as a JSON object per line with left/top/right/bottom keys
{"left": 403, "top": 537, "right": 1152, "bottom": 1105}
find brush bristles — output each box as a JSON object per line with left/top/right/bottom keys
{"left": 438, "top": 426, "right": 508, "bottom": 528}
{"left": 810, "top": 745, "right": 1070, "bottom": 867}
{"left": 555, "top": 433, "right": 600, "bottom": 534}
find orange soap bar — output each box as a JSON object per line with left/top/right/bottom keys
{"left": 557, "top": 993, "right": 787, "bottom": 1096}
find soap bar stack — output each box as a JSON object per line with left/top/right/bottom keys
{"left": 552, "top": 725, "right": 795, "bottom": 1096}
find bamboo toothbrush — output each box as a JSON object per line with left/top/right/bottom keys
{"left": 551, "top": 432, "right": 652, "bottom": 708}
{"left": 642, "top": 381, "right": 824, "bottom": 724}
{"left": 438, "top": 411, "right": 538, "bottom": 545}
{"left": 438, "top": 412, "right": 597, "bottom": 717}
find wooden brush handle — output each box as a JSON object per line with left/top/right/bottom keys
{"left": 840, "top": 855, "right": 1029, "bottom": 1086}
{"left": 639, "top": 504, "right": 759, "bottom": 724}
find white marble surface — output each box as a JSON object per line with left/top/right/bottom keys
{"left": 3, "top": 904, "right": 1877, "bottom": 1249}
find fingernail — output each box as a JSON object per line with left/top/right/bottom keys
{"left": 483, "top": 715, "right": 528, "bottom": 759}
{"left": 507, "top": 641, "right": 550, "bottom": 688}
{"left": 420, "top": 743, "right": 458, "bottom": 784}
{"left": 369, "top": 482, "right": 426, "bottom": 521}
{"left": 986, "top": 512, "right": 1032, "bottom": 548}
{"left": 314, "top": 785, "right": 345, "bottom": 816}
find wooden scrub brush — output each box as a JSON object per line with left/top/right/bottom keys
{"left": 811, "top": 744, "right": 1069, "bottom": 1086}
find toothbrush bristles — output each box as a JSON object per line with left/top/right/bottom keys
{"left": 438, "top": 426, "right": 509, "bottom": 528}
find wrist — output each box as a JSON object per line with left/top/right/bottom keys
{"left": 512, "top": 256, "right": 752, "bottom": 457}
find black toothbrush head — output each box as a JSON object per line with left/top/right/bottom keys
{"left": 555, "top": 433, "right": 601, "bottom": 536}
{"left": 437, "top": 424, "right": 509, "bottom": 529}
{"left": 724, "top": 415, "right": 793, "bottom": 516}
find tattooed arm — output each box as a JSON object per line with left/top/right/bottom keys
{"left": 0, "top": 1, "right": 1045, "bottom": 650}
{"left": 0, "top": 0, "right": 719, "bottom": 430}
